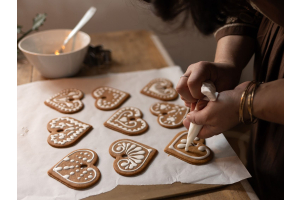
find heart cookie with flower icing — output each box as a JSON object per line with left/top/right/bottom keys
{"left": 44, "top": 88, "right": 84, "bottom": 114}
{"left": 141, "top": 78, "right": 178, "bottom": 101}
{"left": 47, "top": 117, "right": 93, "bottom": 148}
{"left": 164, "top": 131, "right": 213, "bottom": 165}
{"left": 109, "top": 139, "right": 157, "bottom": 176}
{"left": 48, "top": 149, "right": 101, "bottom": 189}
{"left": 150, "top": 102, "right": 189, "bottom": 128}
{"left": 92, "top": 86, "right": 130, "bottom": 110}
{"left": 104, "top": 107, "right": 148, "bottom": 135}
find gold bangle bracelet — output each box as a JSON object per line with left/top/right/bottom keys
{"left": 239, "top": 81, "right": 256, "bottom": 123}
{"left": 247, "top": 82, "right": 262, "bottom": 124}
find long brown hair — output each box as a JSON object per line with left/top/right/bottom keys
{"left": 142, "top": 0, "right": 247, "bottom": 35}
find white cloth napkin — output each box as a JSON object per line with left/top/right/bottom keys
{"left": 17, "top": 66, "right": 251, "bottom": 200}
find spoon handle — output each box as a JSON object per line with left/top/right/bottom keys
{"left": 63, "top": 7, "right": 97, "bottom": 46}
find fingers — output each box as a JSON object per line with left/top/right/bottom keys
{"left": 197, "top": 126, "right": 218, "bottom": 139}
{"left": 195, "top": 100, "right": 208, "bottom": 111}
{"left": 176, "top": 61, "right": 217, "bottom": 102}
{"left": 183, "top": 118, "right": 190, "bottom": 130}
{"left": 186, "top": 109, "right": 208, "bottom": 126}
{"left": 177, "top": 75, "right": 197, "bottom": 103}
{"left": 184, "top": 111, "right": 216, "bottom": 139}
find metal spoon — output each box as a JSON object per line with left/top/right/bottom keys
{"left": 54, "top": 7, "right": 97, "bottom": 55}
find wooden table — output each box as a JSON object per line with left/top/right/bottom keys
{"left": 17, "top": 30, "right": 256, "bottom": 200}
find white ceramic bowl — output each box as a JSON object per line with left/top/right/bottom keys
{"left": 18, "top": 29, "right": 90, "bottom": 78}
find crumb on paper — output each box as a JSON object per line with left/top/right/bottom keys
{"left": 21, "top": 127, "right": 29, "bottom": 136}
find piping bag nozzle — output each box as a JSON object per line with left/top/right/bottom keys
{"left": 185, "top": 81, "right": 219, "bottom": 152}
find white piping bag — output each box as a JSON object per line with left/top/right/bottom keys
{"left": 185, "top": 81, "right": 219, "bottom": 151}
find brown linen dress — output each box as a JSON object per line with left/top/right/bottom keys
{"left": 214, "top": 2, "right": 284, "bottom": 200}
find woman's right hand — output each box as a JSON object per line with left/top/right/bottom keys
{"left": 176, "top": 61, "right": 242, "bottom": 108}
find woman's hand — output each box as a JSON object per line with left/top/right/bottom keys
{"left": 176, "top": 61, "right": 242, "bottom": 108}
{"left": 183, "top": 82, "right": 250, "bottom": 139}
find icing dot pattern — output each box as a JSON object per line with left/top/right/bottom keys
{"left": 164, "top": 131, "right": 213, "bottom": 165}
{"left": 47, "top": 117, "right": 91, "bottom": 147}
{"left": 44, "top": 88, "right": 84, "bottom": 113}
{"left": 150, "top": 102, "right": 189, "bottom": 128}
{"left": 92, "top": 86, "right": 130, "bottom": 110}
{"left": 105, "top": 107, "right": 148, "bottom": 135}
{"left": 141, "top": 78, "right": 178, "bottom": 101}
{"left": 51, "top": 149, "right": 98, "bottom": 185}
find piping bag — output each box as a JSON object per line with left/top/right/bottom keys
{"left": 185, "top": 81, "right": 219, "bottom": 151}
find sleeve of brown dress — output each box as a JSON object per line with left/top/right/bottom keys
{"left": 214, "top": 3, "right": 263, "bottom": 42}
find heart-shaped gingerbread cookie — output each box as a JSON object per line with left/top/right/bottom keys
{"left": 141, "top": 78, "right": 178, "bottom": 101}
{"left": 164, "top": 130, "right": 213, "bottom": 165}
{"left": 150, "top": 102, "right": 189, "bottom": 128}
{"left": 47, "top": 117, "right": 93, "bottom": 148}
{"left": 45, "top": 88, "right": 84, "bottom": 114}
{"left": 92, "top": 86, "right": 130, "bottom": 110}
{"left": 104, "top": 107, "right": 148, "bottom": 135}
{"left": 109, "top": 139, "right": 157, "bottom": 176}
{"left": 48, "top": 149, "right": 101, "bottom": 189}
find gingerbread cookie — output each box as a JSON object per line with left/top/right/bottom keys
{"left": 44, "top": 88, "right": 84, "bottom": 114}
{"left": 104, "top": 107, "right": 148, "bottom": 135}
{"left": 48, "top": 149, "right": 101, "bottom": 189}
{"left": 150, "top": 102, "right": 189, "bottom": 128}
{"left": 47, "top": 117, "right": 93, "bottom": 148}
{"left": 92, "top": 86, "right": 130, "bottom": 110}
{"left": 164, "top": 131, "right": 213, "bottom": 165}
{"left": 109, "top": 139, "right": 157, "bottom": 176}
{"left": 140, "top": 78, "right": 178, "bottom": 101}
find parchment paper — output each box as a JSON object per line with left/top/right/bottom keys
{"left": 17, "top": 66, "right": 251, "bottom": 200}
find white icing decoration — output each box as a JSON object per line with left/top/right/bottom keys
{"left": 142, "top": 78, "right": 177, "bottom": 99}
{"left": 111, "top": 140, "right": 152, "bottom": 172}
{"left": 93, "top": 87, "right": 127, "bottom": 109}
{"left": 53, "top": 167, "right": 62, "bottom": 171}
{"left": 150, "top": 103, "right": 189, "bottom": 127}
{"left": 169, "top": 131, "right": 210, "bottom": 160}
{"left": 45, "top": 89, "right": 83, "bottom": 112}
{"left": 88, "top": 175, "right": 93, "bottom": 178}
{"left": 53, "top": 150, "right": 97, "bottom": 184}
{"left": 49, "top": 117, "right": 90, "bottom": 145}
{"left": 177, "top": 144, "right": 186, "bottom": 149}
{"left": 63, "top": 157, "right": 70, "bottom": 161}
{"left": 198, "top": 146, "right": 206, "bottom": 151}
{"left": 106, "top": 107, "right": 147, "bottom": 133}
{"left": 63, "top": 175, "right": 69, "bottom": 179}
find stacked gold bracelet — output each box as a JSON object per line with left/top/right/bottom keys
{"left": 239, "top": 81, "right": 262, "bottom": 124}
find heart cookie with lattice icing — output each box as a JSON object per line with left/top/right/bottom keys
{"left": 109, "top": 139, "right": 157, "bottom": 176}
{"left": 150, "top": 102, "right": 189, "bottom": 128}
{"left": 92, "top": 86, "right": 130, "bottom": 110}
{"left": 45, "top": 88, "right": 84, "bottom": 114}
{"left": 48, "top": 149, "right": 101, "bottom": 189}
{"left": 141, "top": 78, "right": 178, "bottom": 101}
{"left": 164, "top": 130, "right": 213, "bottom": 165}
{"left": 104, "top": 107, "right": 148, "bottom": 135}
{"left": 47, "top": 117, "right": 93, "bottom": 148}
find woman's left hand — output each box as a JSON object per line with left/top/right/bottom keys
{"left": 183, "top": 82, "right": 250, "bottom": 139}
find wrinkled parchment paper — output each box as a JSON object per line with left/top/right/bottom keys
{"left": 17, "top": 66, "right": 251, "bottom": 200}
